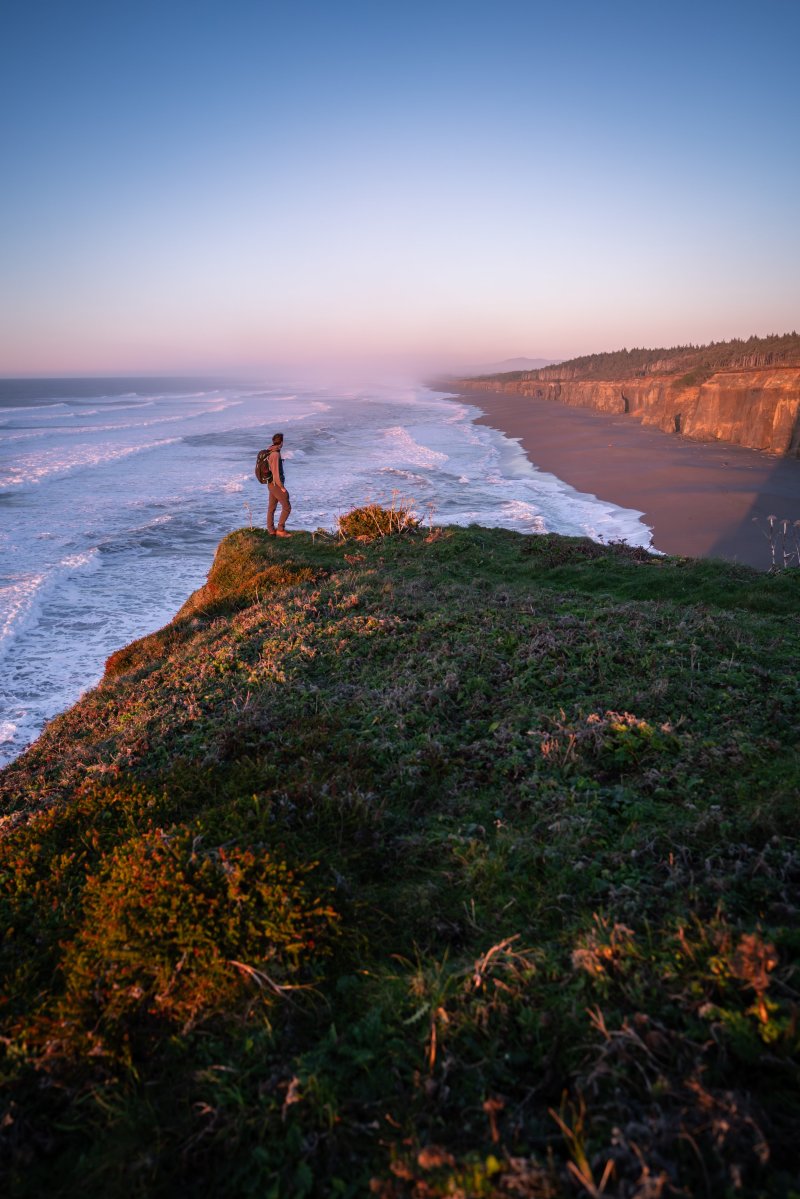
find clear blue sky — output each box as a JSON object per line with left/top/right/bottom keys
{"left": 1, "top": 0, "right": 798, "bottom": 375}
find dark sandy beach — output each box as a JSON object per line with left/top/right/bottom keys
{"left": 452, "top": 387, "right": 800, "bottom": 570}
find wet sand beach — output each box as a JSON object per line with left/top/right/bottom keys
{"left": 452, "top": 387, "right": 800, "bottom": 569}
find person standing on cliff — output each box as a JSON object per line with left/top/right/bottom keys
{"left": 266, "top": 433, "right": 292, "bottom": 537}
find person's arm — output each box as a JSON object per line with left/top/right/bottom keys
{"left": 268, "top": 448, "right": 287, "bottom": 492}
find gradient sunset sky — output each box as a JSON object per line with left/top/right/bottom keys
{"left": 1, "top": 0, "right": 798, "bottom": 377}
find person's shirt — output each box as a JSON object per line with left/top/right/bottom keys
{"left": 267, "top": 445, "right": 285, "bottom": 486}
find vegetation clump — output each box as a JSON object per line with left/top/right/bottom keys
{"left": 1, "top": 523, "right": 799, "bottom": 1197}
{"left": 337, "top": 500, "right": 419, "bottom": 539}
{"left": 55, "top": 829, "right": 338, "bottom": 1049}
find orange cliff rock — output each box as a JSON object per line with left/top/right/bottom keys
{"left": 459, "top": 366, "right": 800, "bottom": 456}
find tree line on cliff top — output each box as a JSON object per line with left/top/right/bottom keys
{"left": 472, "top": 330, "right": 800, "bottom": 383}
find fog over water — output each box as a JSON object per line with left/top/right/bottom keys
{"left": 0, "top": 376, "right": 652, "bottom": 766}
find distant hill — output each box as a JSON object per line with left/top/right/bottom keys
{"left": 468, "top": 356, "right": 558, "bottom": 375}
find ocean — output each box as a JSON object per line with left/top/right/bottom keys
{"left": 0, "top": 377, "right": 652, "bottom": 766}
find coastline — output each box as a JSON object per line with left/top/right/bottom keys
{"left": 449, "top": 386, "right": 800, "bottom": 569}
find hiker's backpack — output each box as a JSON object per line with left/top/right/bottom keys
{"left": 255, "top": 449, "right": 273, "bottom": 485}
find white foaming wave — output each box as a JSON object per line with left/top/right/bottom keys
{"left": 0, "top": 403, "right": 158, "bottom": 437}
{"left": 280, "top": 408, "right": 327, "bottom": 425}
{"left": 80, "top": 413, "right": 193, "bottom": 432}
{"left": 116, "top": 392, "right": 211, "bottom": 404}
{"left": 579, "top": 512, "right": 655, "bottom": 548}
{"left": 235, "top": 390, "right": 299, "bottom": 401}
{"left": 412, "top": 391, "right": 655, "bottom": 549}
{"left": 91, "top": 399, "right": 156, "bottom": 411}
{"left": 60, "top": 549, "right": 102, "bottom": 572}
{"left": 382, "top": 426, "right": 448, "bottom": 468}
{"left": 197, "top": 399, "right": 243, "bottom": 412}
{"left": 311, "top": 401, "right": 332, "bottom": 412}
{"left": 498, "top": 499, "right": 548, "bottom": 531}
{"left": 64, "top": 399, "right": 245, "bottom": 435}
{"left": 89, "top": 395, "right": 237, "bottom": 419}
{"left": 162, "top": 391, "right": 230, "bottom": 401}
{"left": 492, "top": 469, "right": 652, "bottom": 545}
{"left": 0, "top": 411, "right": 191, "bottom": 441}
{"left": 195, "top": 466, "right": 278, "bottom": 497}
{"left": 1, "top": 428, "right": 69, "bottom": 443}
{"left": 204, "top": 404, "right": 318, "bottom": 440}
{"left": 97, "top": 512, "right": 174, "bottom": 545}
{"left": 378, "top": 467, "right": 430, "bottom": 486}
{"left": 162, "top": 392, "right": 213, "bottom": 400}
{"left": 77, "top": 404, "right": 236, "bottom": 433}
{"left": 514, "top": 464, "right": 651, "bottom": 545}
{"left": 109, "top": 512, "right": 175, "bottom": 537}
{"left": 0, "top": 437, "right": 182, "bottom": 490}
{"left": 436, "top": 399, "right": 504, "bottom": 449}
{"left": 409, "top": 389, "right": 476, "bottom": 424}
{"left": 0, "top": 402, "right": 73, "bottom": 417}
{"left": 0, "top": 720, "right": 17, "bottom": 747}
{"left": 0, "top": 548, "right": 100, "bottom": 664}
{"left": 427, "top": 390, "right": 654, "bottom": 548}
{"left": 0, "top": 572, "right": 47, "bottom": 649}
{"left": 222, "top": 474, "right": 249, "bottom": 493}
{"left": 442, "top": 402, "right": 471, "bottom": 423}
{"left": 0, "top": 544, "right": 210, "bottom": 767}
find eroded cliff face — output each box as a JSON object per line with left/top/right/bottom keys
{"left": 460, "top": 367, "right": 800, "bottom": 455}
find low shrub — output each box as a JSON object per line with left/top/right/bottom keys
{"left": 46, "top": 826, "right": 340, "bottom": 1057}
{"left": 338, "top": 502, "right": 419, "bottom": 540}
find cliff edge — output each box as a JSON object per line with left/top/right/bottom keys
{"left": 458, "top": 334, "right": 800, "bottom": 455}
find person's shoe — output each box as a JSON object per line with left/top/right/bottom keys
{"left": 275, "top": 530, "right": 292, "bottom": 538}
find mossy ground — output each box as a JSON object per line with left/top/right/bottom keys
{"left": 1, "top": 524, "right": 799, "bottom": 1198}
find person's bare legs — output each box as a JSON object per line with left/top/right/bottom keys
{"left": 267, "top": 484, "right": 291, "bottom": 534}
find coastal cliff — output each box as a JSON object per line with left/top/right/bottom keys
{"left": 458, "top": 333, "right": 800, "bottom": 455}
{"left": 459, "top": 367, "right": 800, "bottom": 454}
{"left": 1, "top": 521, "right": 800, "bottom": 1196}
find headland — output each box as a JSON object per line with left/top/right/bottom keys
{"left": 1, "top": 523, "right": 798, "bottom": 1195}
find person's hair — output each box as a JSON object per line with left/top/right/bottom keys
{"left": 271, "top": 433, "right": 283, "bottom": 444}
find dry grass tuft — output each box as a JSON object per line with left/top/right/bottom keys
{"left": 338, "top": 500, "right": 419, "bottom": 540}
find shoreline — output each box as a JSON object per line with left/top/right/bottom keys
{"left": 448, "top": 386, "right": 800, "bottom": 569}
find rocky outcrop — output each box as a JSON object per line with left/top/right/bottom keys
{"left": 459, "top": 367, "right": 800, "bottom": 455}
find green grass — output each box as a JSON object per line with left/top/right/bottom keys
{"left": 1, "top": 521, "right": 799, "bottom": 1197}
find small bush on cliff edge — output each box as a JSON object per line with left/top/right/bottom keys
{"left": 337, "top": 501, "right": 419, "bottom": 540}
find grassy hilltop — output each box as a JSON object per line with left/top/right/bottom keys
{"left": 1, "top": 521, "right": 800, "bottom": 1197}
